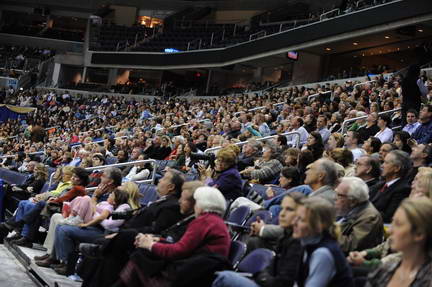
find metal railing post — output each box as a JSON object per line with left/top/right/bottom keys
{"left": 210, "top": 32, "right": 214, "bottom": 46}
{"left": 341, "top": 108, "right": 401, "bottom": 134}
{"left": 204, "top": 131, "right": 302, "bottom": 155}
{"left": 82, "top": 159, "right": 158, "bottom": 192}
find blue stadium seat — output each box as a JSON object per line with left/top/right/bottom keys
{"left": 226, "top": 206, "right": 251, "bottom": 226}
{"left": 228, "top": 241, "right": 247, "bottom": 269}
{"left": 138, "top": 183, "right": 159, "bottom": 206}
{"left": 237, "top": 248, "right": 275, "bottom": 274}
{"left": 244, "top": 209, "right": 272, "bottom": 227}
{"left": 0, "top": 168, "right": 30, "bottom": 185}
{"left": 106, "top": 156, "right": 118, "bottom": 165}
{"left": 39, "top": 182, "right": 50, "bottom": 194}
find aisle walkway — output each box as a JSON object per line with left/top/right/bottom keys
{"left": 0, "top": 244, "right": 37, "bottom": 287}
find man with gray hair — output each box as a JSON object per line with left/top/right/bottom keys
{"left": 304, "top": 158, "right": 338, "bottom": 204}
{"left": 335, "top": 177, "right": 383, "bottom": 253}
{"left": 237, "top": 139, "right": 262, "bottom": 171}
{"left": 369, "top": 150, "right": 412, "bottom": 223}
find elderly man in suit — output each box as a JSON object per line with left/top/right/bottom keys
{"left": 335, "top": 177, "right": 383, "bottom": 254}
{"left": 369, "top": 150, "right": 412, "bottom": 223}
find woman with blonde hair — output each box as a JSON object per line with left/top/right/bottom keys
{"left": 327, "top": 133, "right": 345, "bottom": 152}
{"left": 366, "top": 198, "right": 432, "bottom": 286}
{"left": 293, "top": 197, "right": 354, "bottom": 287}
{"left": 119, "top": 181, "right": 141, "bottom": 210}
{"left": 410, "top": 167, "right": 432, "bottom": 199}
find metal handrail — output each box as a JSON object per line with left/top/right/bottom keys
{"left": 340, "top": 108, "right": 401, "bottom": 134}
{"left": 44, "top": 126, "right": 60, "bottom": 131}
{"left": 234, "top": 106, "right": 266, "bottom": 116}
{"left": 307, "top": 91, "right": 331, "bottom": 102}
{"left": 204, "top": 131, "right": 301, "bottom": 154}
{"left": 80, "top": 125, "right": 118, "bottom": 135}
{"left": 187, "top": 38, "right": 202, "bottom": 51}
{"left": 170, "top": 118, "right": 211, "bottom": 130}
{"left": 249, "top": 30, "right": 266, "bottom": 41}
{"left": 0, "top": 151, "right": 45, "bottom": 160}
{"left": 71, "top": 135, "right": 130, "bottom": 151}
{"left": 353, "top": 80, "right": 376, "bottom": 90}
{"left": 84, "top": 159, "right": 157, "bottom": 191}
{"left": 49, "top": 159, "right": 158, "bottom": 188}
{"left": 319, "top": 8, "right": 340, "bottom": 21}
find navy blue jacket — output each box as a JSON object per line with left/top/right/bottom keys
{"left": 412, "top": 120, "right": 432, "bottom": 144}
{"left": 297, "top": 233, "right": 354, "bottom": 287}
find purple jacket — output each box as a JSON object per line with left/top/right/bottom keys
{"left": 208, "top": 166, "right": 243, "bottom": 201}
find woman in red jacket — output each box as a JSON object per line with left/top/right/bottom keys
{"left": 117, "top": 186, "right": 231, "bottom": 287}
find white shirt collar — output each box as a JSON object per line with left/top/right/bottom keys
{"left": 386, "top": 177, "right": 400, "bottom": 187}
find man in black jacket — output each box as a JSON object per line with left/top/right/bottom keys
{"left": 358, "top": 113, "right": 380, "bottom": 143}
{"left": 354, "top": 155, "right": 381, "bottom": 188}
{"left": 369, "top": 150, "right": 412, "bottom": 223}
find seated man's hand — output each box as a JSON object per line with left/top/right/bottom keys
{"left": 94, "top": 183, "right": 107, "bottom": 197}
{"left": 250, "top": 216, "right": 265, "bottom": 236}
{"left": 135, "top": 234, "right": 154, "bottom": 250}
{"left": 347, "top": 251, "right": 367, "bottom": 266}
{"left": 265, "top": 187, "right": 275, "bottom": 198}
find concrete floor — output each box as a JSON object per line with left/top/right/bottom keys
{"left": 0, "top": 244, "right": 37, "bottom": 287}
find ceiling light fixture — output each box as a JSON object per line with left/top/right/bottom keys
{"left": 385, "top": 36, "right": 390, "bottom": 39}
{"left": 325, "top": 48, "right": 331, "bottom": 51}
{"left": 418, "top": 29, "right": 424, "bottom": 32}
{"left": 353, "top": 42, "right": 359, "bottom": 46}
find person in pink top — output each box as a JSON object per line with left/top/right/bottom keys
{"left": 48, "top": 189, "right": 131, "bottom": 275}
{"left": 117, "top": 186, "right": 231, "bottom": 287}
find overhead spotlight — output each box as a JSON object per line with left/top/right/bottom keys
{"left": 418, "top": 29, "right": 424, "bottom": 32}
{"left": 325, "top": 47, "right": 331, "bottom": 51}
{"left": 385, "top": 36, "right": 390, "bottom": 39}
{"left": 353, "top": 42, "right": 359, "bottom": 46}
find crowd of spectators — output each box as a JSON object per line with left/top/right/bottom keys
{"left": 0, "top": 44, "right": 55, "bottom": 71}
{"left": 0, "top": 63, "right": 431, "bottom": 286}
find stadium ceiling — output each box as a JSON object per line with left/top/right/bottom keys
{"left": 303, "top": 22, "right": 432, "bottom": 57}
{"left": 223, "top": 22, "right": 432, "bottom": 69}
{"left": 1, "top": 0, "right": 342, "bottom": 12}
